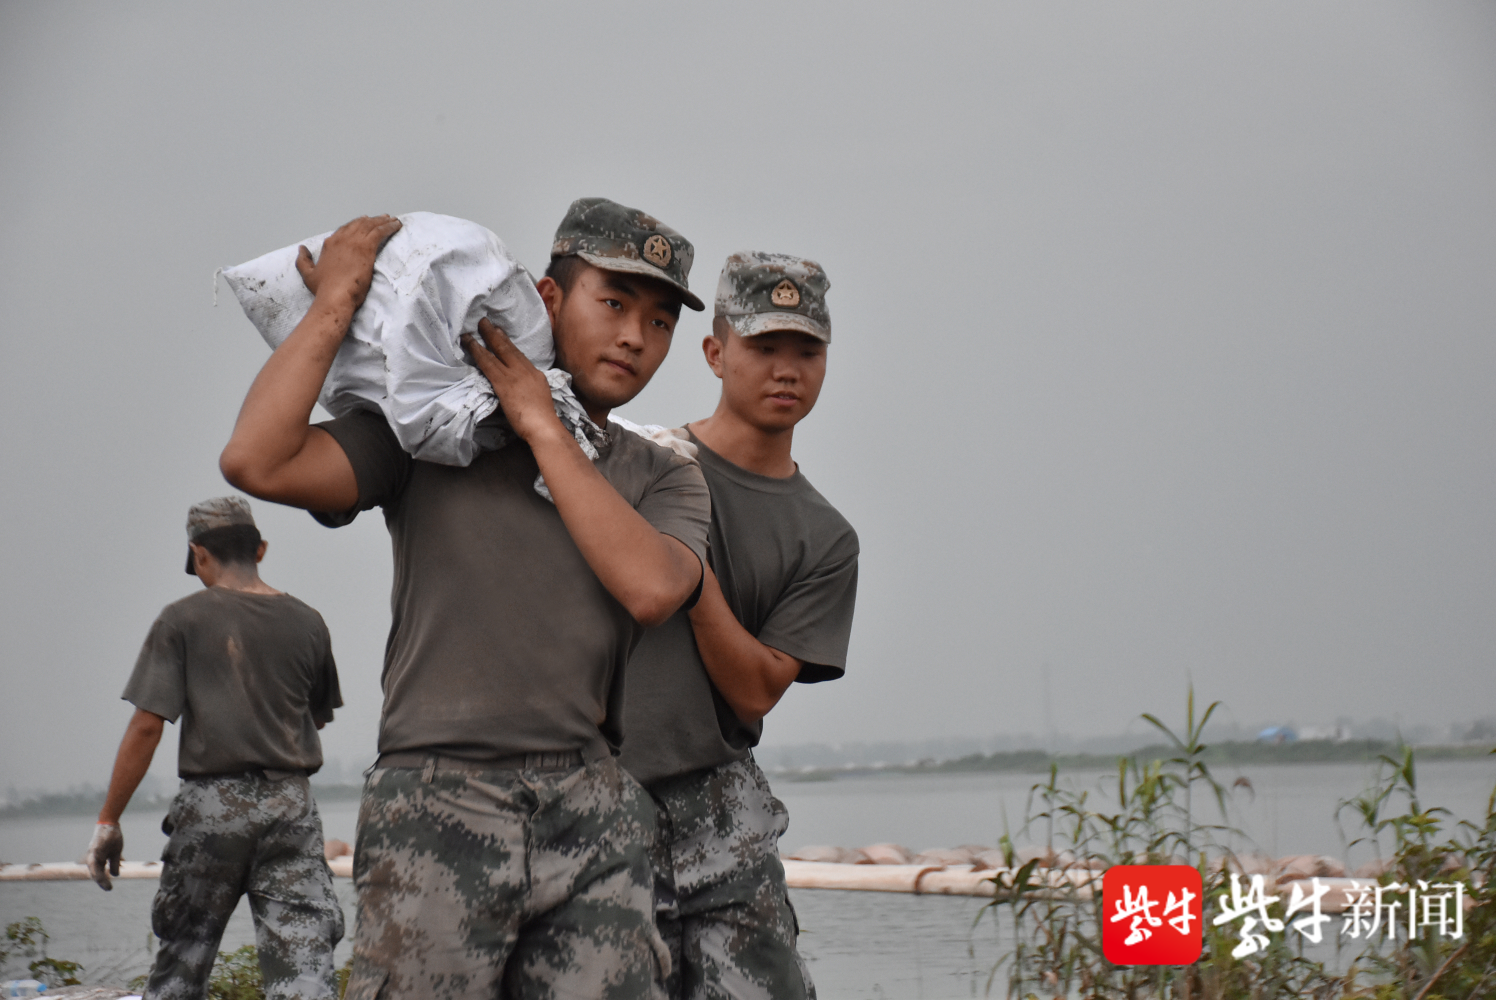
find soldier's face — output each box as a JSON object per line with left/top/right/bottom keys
{"left": 540, "top": 264, "right": 680, "bottom": 412}
{"left": 706, "top": 328, "right": 827, "bottom": 433}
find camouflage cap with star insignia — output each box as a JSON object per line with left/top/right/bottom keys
{"left": 551, "top": 197, "right": 704, "bottom": 311}
{"left": 714, "top": 251, "right": 831, "bottom": 343}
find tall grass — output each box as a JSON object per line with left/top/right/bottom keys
{"left": 978, "top": 687, "right": 1495, "bottom": 999}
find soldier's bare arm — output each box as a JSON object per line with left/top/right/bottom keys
{"left": 220, "top": 215, "right": 402, "bottom": 511}
{"left": 688, "top": 565, "right": 803, "bottom": 725}
{"left": 98, "top": 707, "right": 166, "bottom": 824}
{"left": 463, "top": 319, "right": 702, "bottom": 627}
{"left": 88, "top": 707, "right": 166, "bottom": 887}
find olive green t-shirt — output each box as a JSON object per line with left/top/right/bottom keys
{"left": 619, "top": 432, "right": 859, "bottom": 787}
{"left": 122, "top": 588, "right": 341, "bottom": 777}
{"left": 313, "top": 409, "right": 711, "bottom": 762}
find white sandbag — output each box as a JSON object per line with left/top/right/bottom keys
{"left": 221, "top": 212, "right": 553, "bottom": 467}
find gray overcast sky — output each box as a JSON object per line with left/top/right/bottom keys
{"left": 2, "top": 2, "right": 1493, "bottom": 791}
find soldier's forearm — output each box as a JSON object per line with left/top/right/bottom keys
{"left": 688, "top": 571, "right": 801, "bottom": 725}
{"left": 99, "top": 709, "right": 164, "bottom": 824}
{"left": 532, "top": 429, "right": 702, "bottom": 627}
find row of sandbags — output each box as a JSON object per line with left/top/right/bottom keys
{"left": 782, "top": 844, "right": 1463, "bottom": 883}
{"left": 783, "top": 843, "right": 1101, "bottom": 871}
{"left": 1221, "top": 851, "right": 1466, "bottom": 883}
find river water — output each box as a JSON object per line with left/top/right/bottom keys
{"left": 3, "top": 759, "right": 1491, "bottom": 998}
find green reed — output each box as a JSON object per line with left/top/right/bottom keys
{"left": 977, "top": 687, "right": 1494, "bottom": 999}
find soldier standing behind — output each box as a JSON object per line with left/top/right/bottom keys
{"left": 85, "top": 496, "right": 346, "bottom": 1000}
{"left": 620, "top": 252, "right": 859, "bottom": 999}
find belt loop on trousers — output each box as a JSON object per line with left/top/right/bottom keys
{"left": 421, "top": 755, "right": 437, "bottom": 784}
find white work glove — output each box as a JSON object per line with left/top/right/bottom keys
{"left": 86, "top": 822, "right": 124, "bottom": 890}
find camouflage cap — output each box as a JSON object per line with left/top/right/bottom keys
{"left": 185, "top": 496, "right": 257, "bottom": 574}
{"left": 714, "top": 251, "right": 831, "bottom": 343}
{"left": 551, "top": 197, "right": 704, "bottom": 311}
{"left": 186, "top": 495, "right": 256, "bottom": 540}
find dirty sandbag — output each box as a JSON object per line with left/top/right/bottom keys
{"left": 221, "top": 212, "right": 554, "bottom": 467}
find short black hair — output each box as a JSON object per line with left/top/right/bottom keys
{"left": 545, "top": 254, "right": 590, "bottom": 295}
{"left": 192, "top": 524, "right": 262, "bottom": 566}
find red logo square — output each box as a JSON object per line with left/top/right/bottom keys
{"left": 1102, "top": 865, "right": 1203, "bottom": 965}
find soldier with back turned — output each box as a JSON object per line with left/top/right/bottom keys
{"left": 86, "top": 496, "right": 345, "bottom": 1000}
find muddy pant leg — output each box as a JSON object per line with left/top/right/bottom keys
{"left": 144, "top": 779, "right": 258, "bottom": 1000}
{"left": 504, "top": 856, "right": 665, "bottom": 1000}
{"left": 677, "top": 854, "right": 812, "bottom": 1000}
{"left": 145, "top": 853, "right": 243, "bottom": 1000}
{"left": 656, "top": 760, "right": 812, "bottom": 1000}
{"left": 344, "top": 767, "right": 529, "bottom": 1000}
{"left": 248, "top": 780, "right": 346, "bottom": 1000}
{"left": 503, "top": 758, "right": 667, "bottom": 1000}
{"left": 655, "top": 909, "right": 684, "bottom": 1000}
{"left": 651, "top": 800, "right": 684, "bottom": 1000}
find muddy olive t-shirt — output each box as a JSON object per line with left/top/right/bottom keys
{"left": 122, "top": 588, "right": 341, "bottom": 777}
{"left": 619, "top": 432, "right": 859, "bottom": 787}
{"left": 313, "top": 409, "right": 711, "bottom": 761}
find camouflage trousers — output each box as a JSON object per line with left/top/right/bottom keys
{"left": 344, "top": 754, "right": 667, "bottom": 1000}
{"left": 649, "top": 758, "right": 813, "bottom": 1000}
{"left": 145, "top": 774, "right": 345, "bottom": 1000}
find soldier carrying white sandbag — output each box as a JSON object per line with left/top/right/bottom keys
{"left": 220, "top": 201, "right": 712, "bottom": 1000}
{"left": 221, "top": 211, "right": 695, "bottom": 485}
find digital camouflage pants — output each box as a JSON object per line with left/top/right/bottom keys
{"left": 343, "top": 755, "right": 667, "bottom": 1000}
{"left": 145, "top": 774, "right": 345, "bottom": 1000}
{"left": 649, "top": 758, "right": 814, "bottom": 1000}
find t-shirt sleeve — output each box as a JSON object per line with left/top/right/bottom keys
{"left": 310, "top": 409, "right": 413, "bottom": 527}
{"left": 637, "top": 456, "right": 712, "bottom": 575}
{"left": 121, "top": 615, "right": 187, "bottom": 722}
{"left": 756, "top": 536, "right": 860, "bottom": 683}
{"left": 309, "top": 620, "right": 343, "bottom": 726}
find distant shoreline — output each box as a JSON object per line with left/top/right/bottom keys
{"left": 4, "top": 741, "right": 1490, "bottom": 818}
{"left": 767, "top": 738, "right": 1495, "bottom": 782}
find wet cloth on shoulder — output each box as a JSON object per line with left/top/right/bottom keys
{"left": 312, "top": 409, "right": 710, "bottom": 762}
{"left": 620, "top": 431, "right": 859, "bottom": 788}
{"left": 123, "top": 589, "right": 341, "bottom": 778}
{"left": 221, "top": 212, "right": 575, "bottom": 470}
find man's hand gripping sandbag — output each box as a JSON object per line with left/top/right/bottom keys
{"left": 222, "top": 212, "right": 554, "bottom": 467}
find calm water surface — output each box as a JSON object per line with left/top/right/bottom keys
{"left": 773, "top": 758, "right": 1494, "bottom": 861}
{"left": 3, "top": 759, "right": 1490, "bottom": 997}
{"left": 0, "top": 880, "right": 1004, "bottom": 1000}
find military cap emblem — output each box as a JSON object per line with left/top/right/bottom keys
{"left": 551, "top": 197, "right": 704, "bottom": 310}
{"left": 642, "top": 234, "right": 673, "bottom": 269}
{"left": 715, "top": 251, "right": 831, "bottom": 342}
{"left": 771, "top": 279, "right": 801, "bottom": 308}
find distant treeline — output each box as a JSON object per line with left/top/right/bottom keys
{"left": 0, "top": 782, "right": 366, "bottom": 820}
{"left": 0, "top": 789, "right": 169, "bottom": 821}
{"left": 6, "top": 743, "right": 1493, "bottom": 814}
{"left": 778, "top": 739, "right": 1496, "bottom": 779}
